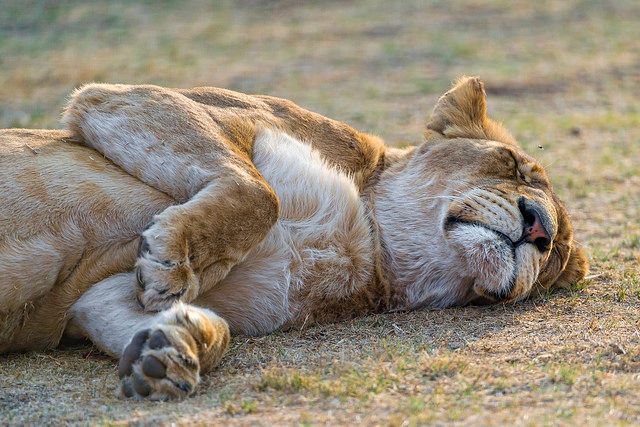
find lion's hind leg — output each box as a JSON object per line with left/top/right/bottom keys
{"left": 68, "top": 273, "right": 230, "bottom": 400}
{"left": 63, "top": 84, "right": 279, "bottom": 312}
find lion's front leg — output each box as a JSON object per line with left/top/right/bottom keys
{"left": 63, "top": 84, "right": 279, "bottom": 311}
{"left": 69, "top": 273, "right": 230, "bottom": 400}
{"left": 135, "top": 172, "right": 278, "bottom": 311}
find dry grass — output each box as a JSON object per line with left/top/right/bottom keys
{"left": 1, "top": 0, "right": 639, "bottom": 425}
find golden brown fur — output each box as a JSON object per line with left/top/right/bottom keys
{"left": 0, "top": 77, "right": 587, "bottom": 400}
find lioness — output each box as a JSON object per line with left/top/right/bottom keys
{"left": 0, "top": 77, "right": 587, "bottom": 400}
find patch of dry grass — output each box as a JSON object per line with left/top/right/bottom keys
{"left": 1, "top": 0, "right": 639, "bottom": 425}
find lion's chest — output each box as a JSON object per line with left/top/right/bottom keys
{"left": 200, "top": 131, "right": 374, "bottom": 336}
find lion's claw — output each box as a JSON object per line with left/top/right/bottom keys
{"left": 135, "top": 218, "right": 199, "bottom": 312}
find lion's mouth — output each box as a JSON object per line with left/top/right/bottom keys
{"left": 444, "top": 197, "right": 553, "bottom": 254}
{"left": 445, "top": 215, "right": 520, "bottom": 250}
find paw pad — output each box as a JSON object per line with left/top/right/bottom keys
{"left": 117, "top": 326, "right": 200, "bottom": 400}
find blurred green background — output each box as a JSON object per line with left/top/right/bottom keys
{"left": 1, "top": 0, "right": 638, "bottom": 144}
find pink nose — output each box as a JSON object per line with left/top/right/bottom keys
{"left": 525, "top": 213, "right": 549, "bottom": 243}
{"left": 519, "top": 200, "right": 551, "bottom": 251}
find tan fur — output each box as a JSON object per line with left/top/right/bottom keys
{"left": 0, "top": 77, "right": 587, "bottom": 399}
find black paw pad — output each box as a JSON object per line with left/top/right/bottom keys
{"left": 121, "top": 378, "right": 134, "bottom": 398}
{"left": 148, "top": 329, "right": 170, "bottom": 349}
{"left": 142, "top": 355, "right": 167, "bottom": 379}
{"left": 133, "top": 374, "right": 151, "bottom": 397}
{"left": 118, "top": 329, "right": 150, "bottom": 378}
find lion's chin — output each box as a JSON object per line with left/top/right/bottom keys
{"left": 448, "top": 224, "right": 517, "bottom": 299}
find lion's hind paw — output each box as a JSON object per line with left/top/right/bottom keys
{"left": 118, "top": 325, "right": 200, "bottom": 400}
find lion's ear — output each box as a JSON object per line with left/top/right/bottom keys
{"left": 424, "top": 76, "right": 517, "bottom": 146}
{"left": 553, "top": 243, "right": 589, "bottom": 289}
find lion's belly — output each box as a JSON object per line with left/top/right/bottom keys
{"left": 196, "top": 131, "right": 374, "bottom": 336}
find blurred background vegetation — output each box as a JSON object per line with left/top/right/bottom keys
{"left": 1, "top": 0, "right": 638, "bottom": 142}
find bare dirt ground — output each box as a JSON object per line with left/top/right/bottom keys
{"left": 1, "top": 0, "right": 638, "bottom": 425}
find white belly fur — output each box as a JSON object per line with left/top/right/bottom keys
{"left": 198, "top": 130, "right": 374, "bottom": 336}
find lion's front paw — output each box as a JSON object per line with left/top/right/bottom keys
{"left": 136, "top": 218, "right": 199, "bottom": 312}
{"left": 118, "top": 325, "right": 200, "bottom": 401}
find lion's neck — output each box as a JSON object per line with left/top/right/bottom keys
{"left": 367, "top": 148, "right": 459, "bottom": 311}
{"left": 361, "top": 148, "right": 417, "bottom": 312}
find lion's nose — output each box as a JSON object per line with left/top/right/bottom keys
{"left": 518, "top": 198, "right": 551, "bottom": 252}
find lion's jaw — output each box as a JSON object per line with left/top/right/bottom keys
{"left": 373, "top": 141, "right": 558, "bottom": 310}
{"left": 442, "top": 186, "right": 555, "bottom": 304}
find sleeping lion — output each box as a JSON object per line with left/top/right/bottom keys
{"left": 0, "top": 77, "right": 587, "bottom": 400}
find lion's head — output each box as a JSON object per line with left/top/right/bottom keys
{"left": 376, "top": 77, "right": 588, "bottom": 308}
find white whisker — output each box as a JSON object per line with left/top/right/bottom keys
{"left": 422, "top": 195, "right": 465, "bottom": 201}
